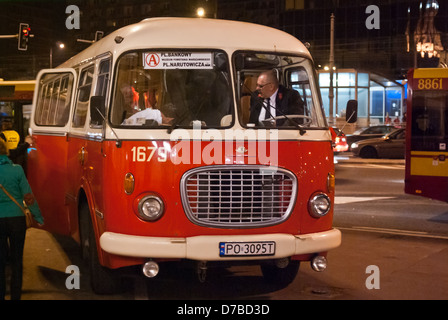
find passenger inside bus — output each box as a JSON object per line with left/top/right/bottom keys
{"left": 119, "top": 83, "right": 163, "bottom": 126}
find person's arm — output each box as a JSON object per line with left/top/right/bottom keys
{"left": 17, "top": 166, "right": 44, "bottom": 225}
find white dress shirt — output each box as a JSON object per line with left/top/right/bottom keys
{"left": 258, "top": 88, "right": 278, "bottom": 123}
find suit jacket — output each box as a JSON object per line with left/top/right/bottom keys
{"left": 249, "top": 85, "right": 305, "bottom": 124}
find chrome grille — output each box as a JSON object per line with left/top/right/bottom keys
{"left": 180, "top": 166, "right": 297, "bottom": 228}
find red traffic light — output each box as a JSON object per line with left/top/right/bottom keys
{"left": 18, "top": 23, "right": 30, "bottom": 51}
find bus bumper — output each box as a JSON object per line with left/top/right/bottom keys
{"left": 99, "top": 228, "right": 341, "bottom": 261}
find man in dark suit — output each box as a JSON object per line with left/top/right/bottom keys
{"left": 249, "top": 70, "right": 304, "bottom": 126}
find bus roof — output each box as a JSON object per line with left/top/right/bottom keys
{"left": 59, "top": 17, "right": 311, "bottom": 68}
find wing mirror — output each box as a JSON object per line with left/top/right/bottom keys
{"left": 346, "top": 100, "right": 358, "bottom": 123}
{"left": 90, "top": 96, "right": 106, "bottom": 125}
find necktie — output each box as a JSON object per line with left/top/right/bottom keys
{"left": 264, "top": 98, "right": 271, "bottom": 120}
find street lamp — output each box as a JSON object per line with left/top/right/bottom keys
{"left": 196, "top": 7, "right": 205, "bottom": 18}
{"left": 50, "top": 42, "right": 65, "bottom": 68}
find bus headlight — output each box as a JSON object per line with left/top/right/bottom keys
{"left": 137, "top": 194, "right": 165, "bottom": 221}
{"left": 308, "top": 193, "right": 331, "bottom": 218}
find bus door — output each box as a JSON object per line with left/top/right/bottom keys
{"left": 66, "top": 57, "right": 111, "bottom": 240}
{"left": 29, "top": 68, "right": 77, "bottom": 235}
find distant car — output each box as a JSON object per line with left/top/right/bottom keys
{"left": 346, "top": 125, "right": 402, "bottom": 150}
{"left": 330, "top": 127, "right": 349, "bottom": 153}
{"left": 351, "top": 128, "right": 406, "bottom": 159}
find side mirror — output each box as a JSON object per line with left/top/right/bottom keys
{"left": 346, "top": 100, "right": 358, "bottom": 123}
{"left": 90, "top": 96, "right": 105, "bottom": 125}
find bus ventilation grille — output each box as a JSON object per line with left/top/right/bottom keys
{"left": 181, "top": 166, "right": 297, "bottom": 228}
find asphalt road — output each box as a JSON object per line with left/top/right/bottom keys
{"left": 6, "top": 155, "right": 448, "bottom": 301}
{"left": 334, "top": 155, "right": 448, "bottom": 238}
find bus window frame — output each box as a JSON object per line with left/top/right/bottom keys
{"left": 90, "top": 56, "right": 112, "bottom": 129}
{"left": 108, "top": 48, "right": 234, "bottom": 130}
{"left": 72, "top": 64, "right": 95, "bottom": 129}
{"left": 31, "top": 68, "right": 78, "bottom": 134}
{"left": 232, "top": 50, "right": 327, "bottom": 130}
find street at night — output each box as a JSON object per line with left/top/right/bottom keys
{"left": 15, "top": 157, "right": 448, "bottom": 300}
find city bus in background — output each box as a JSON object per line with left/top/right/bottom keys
{"left": 28, "top": 17, "right": 356, "bottom": 293}
{"left": 0, "top": 79, "right": 35, "bottom": 140}
{"left": 0, "top": 79, "right": 35, "bottom": 167}
{"left": 405, "top": 68, "right": 448, "bottom": 203}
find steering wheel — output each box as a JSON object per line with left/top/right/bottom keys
{"left": 272, "top": 115, "right": 312, "bottom": 126}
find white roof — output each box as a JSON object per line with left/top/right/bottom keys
{"left": 59, "top": 17, "right": 311, "bottom": 68}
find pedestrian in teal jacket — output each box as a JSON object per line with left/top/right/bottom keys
{"left": 0, "top": 139, "right": 43, "bottom": 300}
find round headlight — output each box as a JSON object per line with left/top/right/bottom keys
{"left": 308, "top": 193, "right": 331, "bottom": 218}
{"left": 138, "top": 195, "right": 165, "bottom": 221}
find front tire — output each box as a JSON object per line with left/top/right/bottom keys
{"left": 359, "top": 146, "right": 378, "bottom": 159}
{"left": 79, "top": 201, "right": 123, "bottom": 294}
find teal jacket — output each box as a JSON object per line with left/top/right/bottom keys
{"left": 0, "top": 155, "right": 44, "bottom": 224}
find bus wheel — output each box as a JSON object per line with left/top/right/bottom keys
{"left": 260, "top": 260, "right": 300, "bottom": 287}
{"left": 80, "top": 201, "right": 123, "bottom": 294}
{"left": 360, "top": 146, "right": 378, "bottom": 159}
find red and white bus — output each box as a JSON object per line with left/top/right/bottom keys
{"left": 405, "top": 68, "right": 448, "bottom": 203}
{"left": 28, "top": 18, "right": 355, "bottom": 293}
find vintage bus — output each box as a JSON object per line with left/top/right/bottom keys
{"left": 405, "top": 68, "right": 448, "bottom": 203}
{"left": 28, "top": 18, "right": 355, "bottom": 293}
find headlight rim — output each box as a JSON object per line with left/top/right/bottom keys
{"left": 135, "top": 193, "right": 165, "bottom": 222}
{"left": 308, "top": 192, "right": 332, "bottom": 219}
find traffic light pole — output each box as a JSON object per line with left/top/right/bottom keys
{"left": 0, "top": 34, "right": 19, "bottom": 39}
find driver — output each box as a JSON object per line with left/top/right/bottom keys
{"left": 249, "top": 70, "right": 304, "bottom": 125}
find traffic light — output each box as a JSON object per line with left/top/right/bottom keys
{"left": 18, "top": 23, "right": 30, "bottom": 51}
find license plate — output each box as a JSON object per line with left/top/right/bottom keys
{"left": 219, "top": 241, "right": 276, "bottom": 257}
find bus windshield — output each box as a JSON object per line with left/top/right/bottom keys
{"left": 234, "top": 52, "right": 326, "bottom": 129}
{"left": 110, "top": 50, "right": 233, "bottom": 129}
{"left": 411, "top": 90, "right": 448, "bottom": 151}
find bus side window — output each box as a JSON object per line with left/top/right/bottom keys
{"left": 73, "top": 65, "right": 94, "bottom": 128}
{"left": 90, "top": 59, "right": 111, "bottom": 127}
{"left": 34, "top": 72, "right": 75, "bottom": 127}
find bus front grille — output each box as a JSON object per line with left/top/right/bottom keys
{"left": 180, "top": 166, "right": 297, "bottom": 228}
